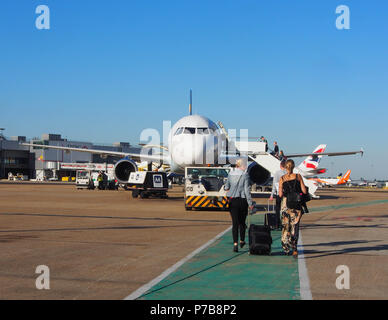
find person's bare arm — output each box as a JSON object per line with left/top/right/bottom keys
{"left": 278, "top": 177, "right": 284, "bottom": 198}
{"left": 298, "top": 174, "right": 307, "bottom": 194}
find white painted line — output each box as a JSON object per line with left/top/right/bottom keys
{"left": 124, "top": 226, "right": 232, "bottom": 300}
{"left": 297, "top": 231, "right": 313, "bottom": 300}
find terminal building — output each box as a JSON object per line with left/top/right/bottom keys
{"left": 0, "top": 136, "right": 34, "bottom": 179}
{"left": 0, "top": 133, "right": 140, "bottom": 180}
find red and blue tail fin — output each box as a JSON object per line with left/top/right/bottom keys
{"left": 298, "top": 144, "right": 327, "bottom": 171}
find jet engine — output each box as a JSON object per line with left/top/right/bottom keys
{"left": 114, "top": 158, "right": 138, "bottom": 184}
{"left": 247, "top": 162, "right": 271, "bottom": 185}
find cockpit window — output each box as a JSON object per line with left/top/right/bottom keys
{"left": 176, "top": 127, "right": 216, "bottom": 135}
{"left": 197, "top": 127, "right": 210, "bottom": 134}
{"left": 183, "top": 127, "right": 196, "bottom": 134}
{"left": 174, "top": 127, "right": 184, "bottom": 135}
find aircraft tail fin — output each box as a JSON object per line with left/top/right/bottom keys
{"left": 298, "top": 144, "right": 327, "bottom": 171}
{"left": 338, "top": 170, "right": 351, "bottom": 184}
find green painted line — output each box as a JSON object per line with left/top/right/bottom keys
{"left": 139, "top": 214, "right": 300, "bottom": 300}
{"left": 137, "top": 199, "right": 388, "bottom": 300}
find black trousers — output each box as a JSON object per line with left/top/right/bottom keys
{"left": 229, "top": 197, "right": 248, "bottom": 244}
{"left": 274, "top": 195, "right": 282, "bottom": 226}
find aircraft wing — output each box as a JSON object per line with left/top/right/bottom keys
{"left": 20, "top": 143, "right": 170, "bottom": 163}
{"left": 285, "top": 149, "right": 363, "bottom": 158}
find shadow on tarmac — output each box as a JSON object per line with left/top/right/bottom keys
{"left": 133, "top": 196, "right": 184, "bottom": 201}
{"left": 0, "top": 234, "right": 39, "bottom": 243}
{"left": 302, "top": 240, "right": 388, "bottom": 259}
{"left": 302, "top": 223, "right": 388, "bottom": 230}
{"left": 302, "top": 240, "right": 379, "bottom": 247}
{"left": 0, "top": 223, "right": 229, "bottom": 234}
{"left": 316, "top": 195, "right": 350, "bottom": 200}
{"left": 0, "top": 212, "right": 228, "bottom": 223}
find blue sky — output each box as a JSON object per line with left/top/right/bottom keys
{"left": 1, "top": 1, "right": 387, "bottom": 179}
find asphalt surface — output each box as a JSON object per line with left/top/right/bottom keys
{"left": 0, "top": 183, "right": 387, "bottom": 299}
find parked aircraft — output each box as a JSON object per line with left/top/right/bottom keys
{"left": 310, "top": 170, "right": 352, "bottom": 187}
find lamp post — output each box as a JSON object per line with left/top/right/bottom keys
{"left": 330, "top": 161, "right": 334, "bottom": 178}
{"left": 0, "top": 128, "right": 5, "bottom": 178}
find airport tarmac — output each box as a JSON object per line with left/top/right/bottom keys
{"left": 0, "top": 183, "right": 387, "bottom": 300}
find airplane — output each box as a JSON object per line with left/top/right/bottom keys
{"left": 310, "top": 169, "right": 352, "bottom": 187}
{"left": 21, "top": 93, "right": 363, "bottom": 195}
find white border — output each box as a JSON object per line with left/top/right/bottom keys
{"left": 297, "top": 231, "right": 313, "bottom": 300}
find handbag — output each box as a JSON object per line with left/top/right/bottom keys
{"left": 301, "top": 186, "right": 311, "bottom": 203}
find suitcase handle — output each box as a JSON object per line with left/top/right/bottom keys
{"left": 248, "top": 199, "right": 275, "bottom": 227}
{"left": 248, "top": 201, "right": 257, "bottom": 227}
{"left": 267, "top": 199, "right": 275, "bottom": 212}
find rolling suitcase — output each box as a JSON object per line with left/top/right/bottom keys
{"left": 264, "top": 200, "right": 279, "bottom": 230}
{"left": 265, "top": 213, "right": 278, "bottom": 230}
{"left": 248, "top": 208, "right": 272, "bottom": 255}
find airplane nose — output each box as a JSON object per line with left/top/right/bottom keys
{"left": 171, "top": 135, "right": 218, "bottom": 166}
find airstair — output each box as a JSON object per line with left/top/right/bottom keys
{"left": 217, "top": 121, "right": 318, "bottom": 197}
{"left": 249, "top": 152, "right": 280, "bottom": 177}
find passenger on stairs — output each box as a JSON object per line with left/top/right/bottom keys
{"left": 259, "top": 136, "right": 268, "bottom": 152}
{"left": 271, "top": 141, "right": 279, "bottom": 158}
